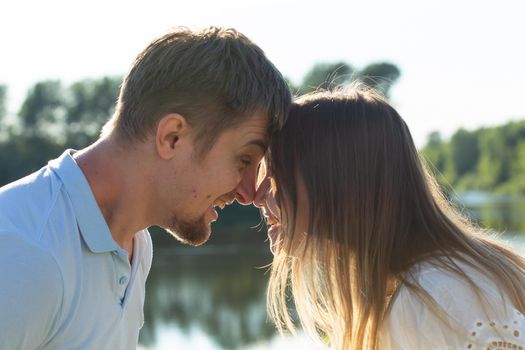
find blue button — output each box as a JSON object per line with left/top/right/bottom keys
{"left": 119, "top": 276, "right": 128, "bottom": 285}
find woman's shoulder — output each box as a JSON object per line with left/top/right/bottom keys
{"left": 381, "top": 257, "right": 525, "bottom": 349}
{"left": 407, "top": 258, "right": 506, "bottom": 309}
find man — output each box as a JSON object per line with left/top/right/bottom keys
{"left": 0, "top": 27, "right": 291, "bottom": 349}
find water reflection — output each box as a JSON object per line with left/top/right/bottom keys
{"left": 139, "top": 247, "right": 277, "bottom": 349}
{"left": 457, "top": 193, "right": 525, "bottom": 236}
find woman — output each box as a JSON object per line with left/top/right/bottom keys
{"left": 254, "top": 87, "right": 525, "bottom": 349}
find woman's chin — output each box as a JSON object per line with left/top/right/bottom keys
{"left": 268, "top": 224, "right": 281, "bottom": 254}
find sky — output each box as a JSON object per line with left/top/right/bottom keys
{"left": 1, "top": 0, "right": 524, "bottom": 147}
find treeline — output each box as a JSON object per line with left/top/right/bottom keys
{"left": 0, "top": 61, "right": 399, "bottom": 245}
{"left": 422, "top": 120, "right": 525, "bottom": 195}
{"left": 0, "top": 78, "right": 121, "bottom": 185}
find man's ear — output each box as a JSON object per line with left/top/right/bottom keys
{"left": 156, "top": 113, "right": 189, "bottom": 160}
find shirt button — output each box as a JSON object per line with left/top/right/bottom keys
{"left": 119, "top": 276, "right": 128, "bottom": 285}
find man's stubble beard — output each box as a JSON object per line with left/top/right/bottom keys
{"left": 165, "top": 213, "right": 212, "bottom": 246}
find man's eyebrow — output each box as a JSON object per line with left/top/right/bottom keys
{"left": 243, "top": 139, "right": 268, "bottom": 153}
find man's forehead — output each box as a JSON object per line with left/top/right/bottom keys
{"left": 242, "top": 138, "right": 268, "bottom": 153}
{"left": 236, "top": 113, "right": 270, "bottom": 148}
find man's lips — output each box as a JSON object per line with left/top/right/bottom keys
{"left": 206, "top": 196, "right": 235, "bottom": 224}
{"left": 208, "top": 206, "right": 219, "bottom": 222}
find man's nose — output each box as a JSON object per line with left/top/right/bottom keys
{"left": 235, "top": 164, "right": 258, "bottom": 205}
{"left": 253, "top": 176, "right": 270, "bottom": 208}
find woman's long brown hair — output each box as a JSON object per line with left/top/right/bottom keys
{"left": 266, "top": 87, "right": 525, "bottom": 349}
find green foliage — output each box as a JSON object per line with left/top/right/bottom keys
{"left": 359, "top": 62, "right": 401, "bottom": 98}
{"left": 65, "top": 77, "right": 121, "bottom": 148}
{"left": 450, "top": 128, "right": 479, "bottom": 177}
{"left": 477, "top": 128, "right": 509, "bottom": 189}
{"left": 421, "top": 132, "right": 454, "bottom": 185}
{"left": 18, "top": 81, "right": 66, "bottom": 140}
{"left": 0, "top": 85, "right": 7, "bottom": 138}
{"left": 422, "top": 120, "right": 525, "bottom": 194}
{"left": 14, "top": 77, "right": 121, "bottom": 147}
{"left": 1, "top": 77, "right": 121, "bottom": 184}
{"left": 0, "top": 135, "right": 63, "bottom": 185}
{"left": 0, "top": 85, "right": 6, "bottom": 122}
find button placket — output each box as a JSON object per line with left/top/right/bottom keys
{"left": 113, "top": 250, "right": 131, "bottom": 305}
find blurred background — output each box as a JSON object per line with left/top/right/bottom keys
{"left": 1, "top": 0, "right": 524, "bottom": 349}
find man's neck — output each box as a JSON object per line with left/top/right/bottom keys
{"left": 73, "top": 136, "right": 152, "bottom": 259}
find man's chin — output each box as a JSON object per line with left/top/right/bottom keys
{"left": 164, "top": 212, "right": 215, "bottom": 246}
{"left": 165, "top": 225, "right": 212, "bottom": 247}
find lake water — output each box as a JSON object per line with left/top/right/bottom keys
{"left": 138, "top": 194, "right": 525, "bottom": 350}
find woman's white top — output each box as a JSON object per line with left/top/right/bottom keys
{"left": 380, "top": 259, "right": 525, "bottom": 349}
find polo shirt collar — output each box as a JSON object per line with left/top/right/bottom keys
{"left": 48, "top": 149, "right": 120, "bottom": 253}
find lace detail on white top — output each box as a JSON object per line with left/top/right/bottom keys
{"left": 380, "top": 260, "right": 525, "bottom": 350}
{"left": 465, "top": 309, "right": 525, "bottom": 349}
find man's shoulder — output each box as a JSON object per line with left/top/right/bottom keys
{"left": 0, "top": 231, "right": 64, "bottom": 278}
{"left": 0, "top": 164, "right": 65, "bottom": 242}
{"left": 0, "top": 164, "right": 58, "bottom": 207}
{"left": 0, "top": 232, "right": 65, "bottom": 307}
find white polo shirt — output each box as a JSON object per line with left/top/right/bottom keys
{"left": 0, "top": 150, "right": 153, "bottom": 350}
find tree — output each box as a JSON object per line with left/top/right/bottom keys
{"left": 300, "top": 62, "right": 354, "bottom": 93}
{"left": 2, "top": 77, "right": 121, "bottom": 186}
{"left": 0, "top": 85, "right": 6, "bottom": 122}
{"left": 64, "top": 77, "right": 121, "bottom": 148}
{"left": 359, "top": 62, "right": 401, "bottom": 98}
{"left": 449, "top": 128, "right": 479, "bottom": 177}
{"left": 0, "top": 85, "right": 7, "bottom": 137}
{"left": 508, "top": 140, "right": 525, "bottom": 191}
{"left": 422, "top": 131, "right": 448, "bottom": 179}
{"left": 426, "top": 131, "right": 443, "bottom": 148}
{"left": 477, "top": 128, "right": 510, "bottom": 189}
{"left": 18, "top": 81, "right": 66, "bottom": 140}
